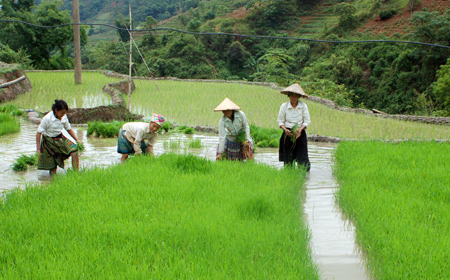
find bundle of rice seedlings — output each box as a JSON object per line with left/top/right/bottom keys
{"left": 236, "top": 129, "right": 247, "bottom": 144}
{"left": 290, "top": 124, "right": 299, "bottom": 142}
{"left": 75, "top": 142, "right": 85, "bottom": 155}
{"left": 12, "top": 154, "right": 38, "bottom": 172}
{"left": 184, "top": 127, "right": 195, "bottom": 134}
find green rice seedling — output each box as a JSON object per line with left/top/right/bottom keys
{"left": 3, "top": 72, "right": 116, "bottom": 111}
{"left": 0, "top": 104, "right": 23, "bottom": 116}
{"left": 187, "top": 138, "right": 202, "bottom": 148}
{"left": 4, "top": 72, "right": 450, "bottom": 141}
{"left": 290, "top": 124, "right": 299, "bottom": 142}
{"left": 163, "top": 139, "right": 182, "bottom": 149}
{"left": 12, "top": 154, "right": 38, "bottom": 171}
{"left": 256, "top": 140, "right": 270, "bottom": 147}
{"left": 87, "top": 121, "right": 124, "bottom": 138}
{"left": 335, "top": 141, "right": 450, "bottom": 279}
{"left": 175, "top": 125, "right": 188, "bottom": 132}
{"left": 235, "top": 129, "right": 247, "bottom": 143}
{"left": 12, "top": 160, "right": 28, "bottom": 171}
{"left": 0, "top": 154, "right": 318, "bottom": 279}
{"left": 0, "top": 112, "right": 20, "bottom": 136}
{"left": 250, "top": 124, "right": 281, "bottom": 148}
{"left": 159, "top": 121, "right": 174, "bottom": 133}
{"left": 75, "top": 142, "right": 85, "bottom": 155}
{"left": 184, "top": 127, "right": 195, "bottom": 134}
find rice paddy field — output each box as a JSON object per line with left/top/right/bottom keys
{"left": 7, "top": 72, "right": 118, "bottom": 112}
{"left": 334, "top": 141, "right": 450, "bottom": 279}
{"left": 5, "top": 71, "right": 449, "bottom": 141}
{"left": 0, "top": 154, "right": 319, "bottom": 279}
{"left": 2, "top": 71, "right": 450, "bottom": 279}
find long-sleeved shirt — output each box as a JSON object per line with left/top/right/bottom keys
{"left": 121, "top": 122, "right": 158, "bottom": 154}
{"left": 218, "top": 110, "right": 252, "bottom": 153}
{"left": 37, "top": 111, "right": 72, "bottom": 137}
{"left": 277, "top": 101, "right": 311, "bottom": 129}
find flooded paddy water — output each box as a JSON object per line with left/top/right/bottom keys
{"left": 1, "top": 122, "right": 369, "bottom": 280}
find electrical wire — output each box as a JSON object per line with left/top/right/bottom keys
{"left": 1, "top": 19, "right": 450, "bottom": 49}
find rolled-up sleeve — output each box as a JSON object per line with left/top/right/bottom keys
{"left": 37, "top": 117, "right": 49, "bottom": 134}
{"left": 63, "top": 119, "right": 72, "bottom": 131}
{"left": 218, "top": 118, "right": 226, "bottom": 154}
{"left": 277, "top": 103, "right": 286, "bottom": 127}
{"left": 302, "top": 103, "right": 311, "bottom": 128}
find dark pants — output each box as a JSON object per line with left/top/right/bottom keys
{"left": 279, "top": 129, "right": 311, "bottom": 171}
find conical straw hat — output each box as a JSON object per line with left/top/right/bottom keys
{"left": 280, "top": 83, "right": 308, "bottom": 98}
{"left": 214, "top": 98, "right": 241, "bottom": 111}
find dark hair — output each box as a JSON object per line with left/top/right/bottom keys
{"left": 52, "top": 99, "right": 69, "bottom": 113}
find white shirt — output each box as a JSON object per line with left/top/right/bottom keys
{"left": 218, "top": 110, "right": 252, "bottom": 153}
{"left": 277, "top": 101, "right": 311, "bottom": 129}
{"left": 122, "top": 122, "right": 158, "bottom": 154}
{"left": 37, "top": 111, "right": 72, "bottom": 137}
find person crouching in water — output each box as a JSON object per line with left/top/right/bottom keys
{"left": 117, "top": 114, "right": 165, "bottom": 162}
{"left": 215, "top": 98, "right": 253, "bottom": 161}
{"left": 36, "top": 99, "right": 81, "bottom": 175}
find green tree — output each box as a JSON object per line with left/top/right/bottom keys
{"left": 432, "top": 58, "right": 450, "bottom": 116}
{"left": 115, "top": 17, "right": 133, "bottom": 42}
{"left": 252, "top": 48, "right": 294, "bottom": 85}
{"left": 334, "top": 2, "right": 357, "bottom": 31}
{"left": 0, "top": 0, "right": 86, "bottom": 68}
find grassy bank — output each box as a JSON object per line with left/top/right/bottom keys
{"left": 0, "top": 154, "right": 318, "bottom": 279}
{"left": 334, "top": 141, "right": 450, "bottom": 279}
{"left": 0, "top": 112, "right": 20, "bottom": 136}
{"left": 6, "top": 72, "right": 450, "bottom": 140}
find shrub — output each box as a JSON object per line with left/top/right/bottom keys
{"left": 379, "top": 9, "right": 397, "bottom": 20}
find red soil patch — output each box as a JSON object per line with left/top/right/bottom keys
{"left": 358, "top": 0, "right": 450, "bottom": 36}
{"left": 222, "top": 6, "right": 250, "bottom": 19}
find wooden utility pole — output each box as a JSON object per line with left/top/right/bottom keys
{"left": 128, "top": 5, "right": 132, "bottom": 111}
{"left": 73, "top": 0, "right": 82, "bottom": 84}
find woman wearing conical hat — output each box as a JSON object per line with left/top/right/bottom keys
{"left": 214, "top": 98, "right": 253, "bottom": 161}
{"left": 277, "top": 83, "right": 311, "bottom": 171}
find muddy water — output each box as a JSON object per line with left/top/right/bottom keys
{"left": 0, "top": 122, "right": 369, "bottom": 279}
{"left": 305, "top": 143, "right": 370, "bottom": 280}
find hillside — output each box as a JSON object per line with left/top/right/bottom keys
{"left": 357, "top": 0, "right": 450, "bottom": 36}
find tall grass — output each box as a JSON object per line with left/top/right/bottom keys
{"left": 5, "top": 72, "right": 450, "bottom": 140}
{"left": 0, "top": 112, "right": 20, "bottom": 136}
{"left": 0, "top": 154, "right": 319, "bottom": 279}
{"left": 334, "top": 141, "right": 450, "bottom": 279}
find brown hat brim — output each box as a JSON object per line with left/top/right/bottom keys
{"left": 280, "top": 83, "right": 308, "bottom": 98}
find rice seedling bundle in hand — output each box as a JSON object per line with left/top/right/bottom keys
{"left": 290, "top": 124, "right": 299, "bottom": 142}
{"left": 75, "top": 142, "right": 85, "bottom": 155}
{"left": 12, "top": 154, "right": 38, "bottom": 171}
{"left": 236, "top": 129, "right": 247, "bottom": 144}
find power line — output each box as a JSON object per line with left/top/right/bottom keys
{"left": 1, "top": 19, "right": 450, "bottom": 49}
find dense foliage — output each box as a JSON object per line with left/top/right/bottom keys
{"left": 2, "top": 0, "right": 450, "bottom": 116}
{"left": 0, "top": 0, "right": 88, "bottom": 68}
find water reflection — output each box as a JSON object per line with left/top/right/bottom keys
{"left": 0, "top": 122, "right": 369, "bottom": 280}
